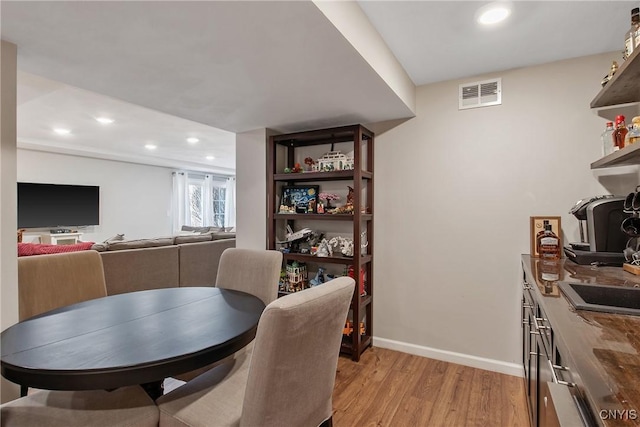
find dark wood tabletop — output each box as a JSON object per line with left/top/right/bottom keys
{"left": 1, "top": 287, "right": 264, "bottom": 392}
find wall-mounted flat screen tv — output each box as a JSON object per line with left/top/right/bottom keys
{"left": 17, "top": 183, "right": 100, "bottom": 228}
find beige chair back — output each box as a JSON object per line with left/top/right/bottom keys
{"left": 18, "top": 250, "right": 107, "bottom": 321}
{"left": 240, "top": 276, "right": 355, "bottom": 427}
{"left": 215, "top": 248, "right": 283, "bottom": 305}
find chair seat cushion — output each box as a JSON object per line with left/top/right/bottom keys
{"left": 157, "top": 348, "right": 252, "bottom": 427}
{"left": 0, "top": 386, "right": 158, "bottom": 427}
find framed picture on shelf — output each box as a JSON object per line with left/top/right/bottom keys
{"left": 530, "top": 216, "right": 562, "bottom": 257}
{"left": 280, "top": 185, "right": 319, "bottom": 214}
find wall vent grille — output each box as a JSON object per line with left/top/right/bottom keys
{"left": 459, "top": 78, "right": 502, "bottom": 110}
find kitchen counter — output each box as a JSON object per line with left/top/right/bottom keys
{"left": 522, "top": 255, "right": 640, "bottom": 427}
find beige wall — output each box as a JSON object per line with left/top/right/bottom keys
{"left": 1, "top": 40, "right": 20, "bottom": 403}
{"left": 236, "top": 128, "right": 268, "bottom": 250}
{"left": 372, "top": 51, "right": 637, "bottom": 372}
{"left": 313, "top": 1, "right": 415, "bottom": 114}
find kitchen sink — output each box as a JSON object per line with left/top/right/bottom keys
{"left": 558, "top": 282, "right": 640, "bottom": 316}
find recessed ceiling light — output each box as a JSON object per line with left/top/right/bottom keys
{"left": 476, "top": 2, "right": 511, "bottom": 25}
{"left": 53, "top": 128, "right": 71, "bottom": 135}
{"left": 145, "top": 144, "right": 157, "bottom": 150}
{"left": 187, "top": 137, "right": 199, "bottom": 144}
{"left": 206, "top": 155, "right": 215, "bottom": 160}
{"left": 95, "top": 117, "right": 114, "bottom": 125}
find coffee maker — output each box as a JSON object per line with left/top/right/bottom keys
{"left": 564, "top": 195, "right": 628, "bottom": 265}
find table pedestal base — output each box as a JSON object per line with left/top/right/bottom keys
{"left": 141, "top": 380, "right": 164, "bottom": 400}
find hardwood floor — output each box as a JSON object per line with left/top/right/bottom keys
{"left": 332, "top": 347, "right": 529, "bottom": 427}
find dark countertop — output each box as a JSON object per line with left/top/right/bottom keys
{"left": 522, "top": 255, "right": 640, "bottom": 427}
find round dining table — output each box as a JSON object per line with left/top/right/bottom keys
{"left": 1, "top": 287, "right": 264, "bottom": 398}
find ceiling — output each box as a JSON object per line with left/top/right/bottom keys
{"left": 1, "top": 1, "right": 635, "bottom": 172}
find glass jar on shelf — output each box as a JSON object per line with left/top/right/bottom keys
{"left": 601, "top": 121, "right": 615, "bottom": 155}
{"left": 627, "top": 116, "right": 640, "bottom": 146}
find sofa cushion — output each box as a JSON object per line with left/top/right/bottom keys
{"left": 100, "top": 246, "right": 180, "bottom": 295}
{"left": 174, "top": 234, "right": 213, "bottom": 244}
{"left": 178, "top": 239, "right": 236, "bottom": 287}
{"left": 210, "top": 232, "right": 236, "bottom": 241}
{"left": 181, "top": 225, "right": 214, "bottom": 233}
{"left": 107, "top": 237, "right": 175, "bottom": 251}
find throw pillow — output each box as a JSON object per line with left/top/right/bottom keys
{"left": 103, "top": 233, "right": 125, "bottom": 243}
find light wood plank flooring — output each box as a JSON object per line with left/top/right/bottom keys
{"left": 332, "top": 347, "right": 529, "bottom": 427}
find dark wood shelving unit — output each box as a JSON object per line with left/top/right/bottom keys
{"left": 275, "top": 213, "right": 373, "bottom": 221}
{"left": 274, "top": 170, "right": 373, "bottom": 182}
{"left": 282, "top": 253, "right": 373, "bottom": 265}
{"left": 590, "top": 47, "right": 640, "bottom": 169}
{"left": 267, "top": 124, "right": 374, "bottom": 361}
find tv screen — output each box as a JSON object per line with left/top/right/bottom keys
{"left": 17, "top": 183, "right": 100, "bottom": 228}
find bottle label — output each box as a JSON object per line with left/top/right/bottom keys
{"left": 626, "top": 37, "right": 634, "bottom": 58}
{"left": 540, "top": 237, "right": 558, "bottom": 246}
{"left": 541, "top": 272, "right": 559, "bottom": 281}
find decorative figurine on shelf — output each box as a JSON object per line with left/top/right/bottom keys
{"left": 316, "top": 239, "right": 332, "bottom": 257}
{"left": 308, "top": 199, "right": 316, "bottom": 213}
{"left": 318, "top": 192, "right": 340, "bottom": 210}
{"left": 601, "top": 61, "right": 619, "bottom": 87}
{"left": 329, "top": 236, "right": 354, "bottom": 257}
{"left": 361, "top": 230, "right": 368, "bottom": 255}
{"left": 309, "top": 267, "right": 326, "bottom": 286}
{"left": 330, "top": 186, "right": 354, "bottom": 214}
{"left": 304, "top": 157, "right": 315, "bottom": 171}
{"left": 346, "top": 265, "right": 366, "bottom": 296}
{"left": 278, "top": 268, "right": 287, "bottom": 292}
{"left": 286, "top": 261, "right": 307, "bottom": 292}
{"left": 317, "top": 202, "right": 325, "bottom": 214}
{"left": 291, "top": 162, "right": 303, "bottom": 173}
{"left": 315, "top": 151, "right": 354, "bottom": 172}
{"left": 343, "top": 320, "right": 353, "bottom": 335}
{"left": 283, "top": 167, "right": 291, "bottom": 173}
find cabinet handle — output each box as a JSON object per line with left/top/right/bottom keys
{"left": 548, "top": 359, "right": 576, "bottom": 387}
{"left": 522, "top": 303, "right": 534, "bottom": 309}
{"left": 523, "top": 283, "right": 532, "bottom": 290}
{"left": 530, "top": 351, "right": 539, "bottom": 356}
{"left": 530, "top": 330, "right": 540, "bottom": 335}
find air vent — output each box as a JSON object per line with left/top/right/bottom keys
{"left": 459, "top": 78, "right": 502, "bottom": 110}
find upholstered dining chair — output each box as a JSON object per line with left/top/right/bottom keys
{"left": 18, "top": 250, "right": 108, "bottom": 321}
{"left": 214, "top": 248, "right": 283, "bottom": 305}
{"left": 173, "top": 248, "right": 283, "bottom": 383}
{"left": 0, "top": 386, "right": 159, "bottom": 427}
{"left": 16, "top": 250, "right": 109, "bottom": 396}
{"left": 4, "top": 250, "right": 157, "bottom": 424}
{"left": 157, "top": 276, "right": 355, "bottom": 427}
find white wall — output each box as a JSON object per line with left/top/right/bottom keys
{"left": 17, "top": 150, "right": 174, "bottom": 242}
{"left": 372, "top": 52, "right": 638, "bottom": 374}
{"left": 1, "top": 40, "right": 20, "bottom": 403}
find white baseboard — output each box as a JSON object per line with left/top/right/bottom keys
{"left": 373, "top": 337, "right": 524, "bottom": 378}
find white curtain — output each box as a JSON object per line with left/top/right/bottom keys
{"left": 171, "top": 172, "right": 190, "bottom": 233}
{"left": 225, "top": 177, "right": 236, "bottom": 228}
{"left": 202, "top": 174, "right": 215, "bottom": 227}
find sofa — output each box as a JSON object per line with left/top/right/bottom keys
{"left": 92, "top": 234, "right": 236, "bottom": 295}
{"left": 18, "top": 234, "right": 236, "bottom": 296}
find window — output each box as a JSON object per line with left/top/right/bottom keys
{"left": 172, "top": 172, "right": 234, "bottom": 232}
